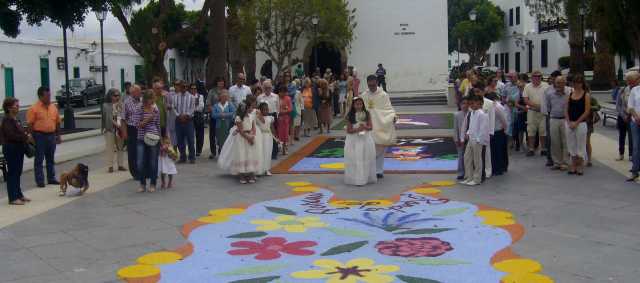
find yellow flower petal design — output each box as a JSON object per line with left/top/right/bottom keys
{"left": 413, "top": 188, "right": 442, "bottom": 195}
{"left": 117, "top": 264, "right": 161, "bottom": 279}
{"left": 313, "top": 259, "right": 343, "bottom": 269}
{"left": 292, "top": 186, "right": 319, "bottom": 192}
{"left": 476, "top": 210, "right": 516, "bottom": 226}
{"left": 494, "top": 259, "right": 543, "bottom": 274}
{"left": 363, "top": 200, "right": 394, "bottom": 207}
{"left": 275, "top": 215, "right": 296, "bottom": 222}
{"left": 302, "top": 221, "right": 329, "bottom": 228}
{"left": 209, "top": 208, "right": 245, "bottom": 216}
{"left": 346, "top": 258, "right": 375, "bottom": 268}
{"left": 286, "top": 181, "right": 312, "bottom": 187}
{"left": 330, "top": 200, "right": 363, "bottom": 207}
{"left": 501, "top": 273, "right": 555, "bottom": 283}
{"left": 298, "top": 216, "right": 321, "bottom": 222}
{"left": 320, "top": 162, "right": 345, "bottom": 169}
{"left": 136, "top": 251, "right": 182, "bottom": 265}
{"left": 371, "top": 264, "right": 401, "bottom": 273}
{"left": 327, "top": 276, "right": 357, "bottom": 283}
{"left": 197, "top": 215, "right": 230, "bottom": 224}
{"left": 254, "top": 223, "right": 281, "bottom": 231}
{"left": 430, "top": 180, "right": 456, "bottom": 187}
{"left": 291, "top": 269, "right": 330, "bottom": 279}
{"left": 361, "top": 273, "right": 396, "bottom": 283}
{"left": 283, "top": 224, "right": 307, "bottom": 233}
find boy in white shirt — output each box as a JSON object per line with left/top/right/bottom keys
{"left": 454, "top": 97, "right": 470, "bottom": 180}
{"left": 462, "top": 93, "right": 490, "bottom": 186}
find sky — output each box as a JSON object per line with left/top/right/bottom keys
{"left": 5, "top": 0, "right": 206, "bottom": 42}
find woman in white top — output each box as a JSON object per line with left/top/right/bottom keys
{"left": 344, "top": 97, "right": 377, "bottom": 186}
{"left": 257, "top": 103, "right": 278, "bottom": 176}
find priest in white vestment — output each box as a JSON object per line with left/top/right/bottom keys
{"left": 361, "top": 75, "right": 397, "bottom": 178}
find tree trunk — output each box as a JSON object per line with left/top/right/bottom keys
{"left": 592, "top": 39, "right": 615, "bottom": 90}
{"left": 206, "top": 0, "right": 228, "bottom": 89}
{"left": 567, "top": 0, "right": 584, "bottom": 76}
{"left": 244, "top": 49, "right": 256, "bottom": 82}
{"left": 145, "top": 49, "right": 168, "bottom": 87}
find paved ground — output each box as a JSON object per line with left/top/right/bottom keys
{"left": 0, "top": 103, "right": 639, "bottom": 283}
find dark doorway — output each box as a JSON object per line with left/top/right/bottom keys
{"left": 309, "top": 42, "right": 342, "bottom": 77}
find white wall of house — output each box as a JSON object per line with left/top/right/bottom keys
{"left": 256, "top": 0, "right": 449, "bottom": 94}
{"left": 0, "top": 37, "right": 189, "bottom": 107}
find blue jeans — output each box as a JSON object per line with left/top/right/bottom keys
{"left": 33, "top": 132, "right": 56, "bottom": 185}
{"left": 3, "top": 143, "right": 25, "bottom": 202}
{"left": 631, "top": 122, "right": 640, "bottom": 174}
{"left": 176, "top": 119, "right": 195, "bottom": 161}
{"left": 136, "top": 141, "right": 159, "bottom": 187}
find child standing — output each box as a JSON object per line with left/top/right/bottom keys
{"left": 462, "top": 94, "right": 490, "bottom": 186}
{"left": 257, "top": 103, "right": 278, "bottom": 176}
{"left": 230, "top": 103, "right": 260, "bottom": 184}
{"left": 344, "top": 97, "right": 377, "bottom": 186}
{"left": 454, "top": 97, "right": 469, "bottom": 180}
{"left": 158, "top": 136, "right": 178, "bottom": 189}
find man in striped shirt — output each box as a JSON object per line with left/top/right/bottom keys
{"left": 122, "top": 85, "right": 142, "bottom": 179}
{"left": 173, "top": 80, "right": 197, "bottom": 163}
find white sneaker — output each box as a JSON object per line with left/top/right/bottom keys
{"left": 466, "top": 181, "right": 480, "bottom": 186}
{"left": 459, "top": 179, "right": 470, "bottom": 185}
{"left": 266, "top": 171, "right": 272, "bottom": 176}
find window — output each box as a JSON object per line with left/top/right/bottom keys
{"left": 541, "top": 39, "right": 549, "bottom": 68}
{"left": 500, "top": 53, "right": 505, "bottom": 69}
{"left": 495, "top": 54, "right": 499, "bottom": 67}
{"left": 40, "top": 58, "right": 50, "bottom": 88}
{"left": 504, "top": 53, "right": 510, "bottom": 73}
{"left": 134, "top": 65, "right": 144, "bottom": 84}
{"left": 73, "top": 67, "right": 80, "bottom": 78}
{"left": 4, "top": 67, "right": 14, "bottom": 98}
{"left": 169, "top": 58, "right": 176, "bottom": 83}
{"left": 487, "top": 54, "right": 491, "bottom": 67}
{"left": 121, "top": 68, "right": 126, "bottom": 92}
{"left": 516, "top": 7, "right": 521, "bottom": 25}
{"left": 448, "top": 60, "right": 452, "bottom": 69}
{"left": 509, "top": 9, "right": 514, "bottom": 27}
{"left": 515, "top": 52, "right": 521, "bottom": 72}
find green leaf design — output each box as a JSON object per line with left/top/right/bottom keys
{"left": 313, "top": 148, "right": 344, "bottom": 158}
{"left": 325, "top": 227, "right": 370, "bottom": 238}
{"left": 229, "top": 276, "right": 281, "bottom": 283}
{"left": 320, "top": 241, "right": 369, "bottom": 256}
{"left": 433, "top": 207, "right": 469, "bottom": 217}
{"left": 227, "top": 231, "right": 268, "bottom": 239}
{"left": 217, "top": 264, "right": 288, "bottom": 276}
{"left": 396, "top": 274, "right": 442, "bottom": 283}
{"left": 405, "top": 258, "right": 470, "bottom": 266}
{"left": 394, "top": 228, "right": 454, "bottom": 235}
{"left": 265, "top": 206, "right": 297, "bottom": 216}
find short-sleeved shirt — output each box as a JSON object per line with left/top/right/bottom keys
{"left": 257, "top": 93, "right": 280, "bottom": 114}
{"left": 26, "top": 101, "right": 60, "bottom": 133}
{"left": 627, "top": 86, "right": 640, "bottom": 123}
{"left": 135, "top": 106, "right": 160, "bottom": 141}
{"left": 523, "top": 82, "right": 550, "bottom": 109}
{"left": 229, "top": 84, "right": 252, "bottom": 106}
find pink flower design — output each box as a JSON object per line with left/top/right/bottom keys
{"left": 375, "top": 237, "right": 453, "bottom": 258}
{"left": 227, "top": 237, "right": 317, "bottom": 260}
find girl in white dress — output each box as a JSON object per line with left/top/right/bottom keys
{"left": 344, "top": 97, "right": 377, "bottom": 186}
{"left": 230, "top": 103, "right": 261, "bottom": 184}
{"left": 257, "top": 103, "right": 278, "bottom": 176}
{"left": 158, "top": 136, "right": 178, "bottom": 189}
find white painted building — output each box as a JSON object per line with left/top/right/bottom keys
{"left": 256, "top": 0, "right": 449, "bottom": 94}
{"left": 0, "top": 36, "right": 190, "bottom": 107}
{"left": 486, "top": 0, "right": 639, "bottom": 76}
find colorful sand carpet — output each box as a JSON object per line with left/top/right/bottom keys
{"left": 117, "top": 182, "right": 554, "bottom": 283}
{"left": 332, "top": 113, "right": 454, "bottom": 131}
{"left": 271, "top": 136, "right": 458, "bottom": 174}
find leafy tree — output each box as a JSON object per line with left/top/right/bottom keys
{"left": 0, "top": 0, "right": 98, "bottom": 36}
{"left": 448, "top": 0, "right": 504, "bottom": 66}
{"left": 238, "top": 0, "right": 356, "bottom": 77}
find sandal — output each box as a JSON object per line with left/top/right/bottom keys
{"left": 137, "top": 187, "right": 146, "bottom": 193}
{"left": 148, "top": 186, "right": 156, "bottom": 193}
{"left": 21, "top": 197, "right": 31, "bottom": 202}
{"left": 9, "top": 200, "right": 25, "bottom": 205}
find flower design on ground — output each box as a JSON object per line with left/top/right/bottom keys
{"left": 291, "top": 258, "right": 399, "bottom": 283}
{"left": 339, "top": 212, "right": 442, "bottom": 232}
{"left": 227, "top": 237, "right": 317, "bottom": 260}
{"left": 375, "top": 237, "right": 453, "bottom": 258}
{"left": 251, "top": 215, "right": 328, "bottom": 233}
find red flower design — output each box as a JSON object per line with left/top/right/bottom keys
{"left": 227, "top": 237, "right": 317, "bottom": 260}
{"left": 375, "top": 237, "right": 453, "bottom": 258}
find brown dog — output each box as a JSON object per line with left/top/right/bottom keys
{"left": 59, "top": 163, "right": 89, "bottom": 196}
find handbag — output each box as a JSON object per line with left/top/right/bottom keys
{"left": 144, "top": 133, "right": 160, "bottom": 146}
{"left": 24, "top": 142, "right": 35, "bottom": 158}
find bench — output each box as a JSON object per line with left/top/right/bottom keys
{"left": 601, "top": 107, "right": 618, "bottom": 127}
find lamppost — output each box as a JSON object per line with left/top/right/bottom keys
{"left": 312, "top": 15, "right": 319, "bottom": 72}
{"left": 62, "top": 27, "right": 75, "bottom": 129}
{"left": 578, "top": 3, "right": 586, "bottom": 75}
{"left": 96, "top": 9, "right": 107, "bottom": 131}
{"left": 468, "top": 9, "right": 477, "bottom": 66}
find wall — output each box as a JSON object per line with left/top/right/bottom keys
{"left": 255, "top": 0, "right": 449, "bottom": 93}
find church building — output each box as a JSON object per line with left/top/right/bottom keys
{"left": 255, "top": 0, "right": 449, "bottom": 95}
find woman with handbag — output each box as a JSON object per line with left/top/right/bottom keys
{"left": 135, "top": 91, "right": 161, "bottom": 193}
{"left": 103, "top": 89, "right": 126, "bottom": 173}
{"left": 1, "top": 97, "right": 31, "bottom": 205}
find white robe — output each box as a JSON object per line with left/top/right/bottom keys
{"left": 360, "top": 87, "right": 397, "bottom": 146}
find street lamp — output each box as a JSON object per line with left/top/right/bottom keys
{"left": 62, "top": 26, "right": 75, "bottom": 129}
{"left": 469, "top": 9, "right": 477, "bottom": 21}
{"left": 578, "top": 3, "right": 586, "bottom": 75}
{"left": 312, "top": 15, "right": 319, "bottom": 72}
{"left": 95, "top": 9, "right": 107, "bottom": 131}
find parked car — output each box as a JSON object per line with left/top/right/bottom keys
{"left": 56, "top": 78, "right": 104, "bottom": 108}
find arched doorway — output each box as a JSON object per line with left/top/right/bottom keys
{"left": 307, "top": 42, "right": 345, "bottom": 77}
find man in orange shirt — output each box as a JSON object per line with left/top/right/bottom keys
{"left": 27, "top": 87, "right": 61, "bottom": 187}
